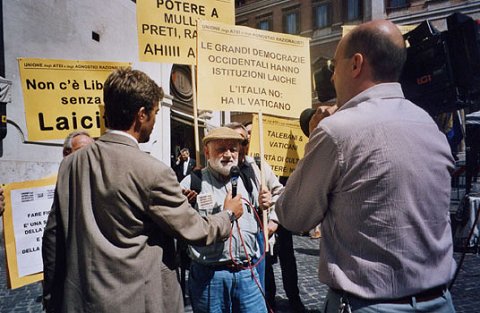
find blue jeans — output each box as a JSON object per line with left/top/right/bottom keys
{"left": 189, "top": 262, "right": 267, "bottom": 313}
{"left": 255, "top": 231, "right": 265, "bottom": 291}
{"left": 323, "top": 288, "right": 456, "bottom": 313}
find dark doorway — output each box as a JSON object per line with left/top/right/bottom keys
{"left": 170, "top": 114, "right": 195, "bottom": 167}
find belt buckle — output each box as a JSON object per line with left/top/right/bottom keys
{"left": 229, "top": 261, "right": 250, "bottom": 270}
{"left": 225, "top": 262, "right": 238, "bottom": 269}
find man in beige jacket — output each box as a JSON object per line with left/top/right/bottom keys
{"left": 42, "top": 67, "right": 243, "bottom": 313}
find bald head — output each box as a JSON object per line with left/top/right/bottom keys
{"left": 344, "top": 19, "right": 406, "bottom": 82}
{"left": 359, "top": 19, "right": 405, "bottom": 47}
{"left": 331, "top": 19, "right": 407, "bottom": 107}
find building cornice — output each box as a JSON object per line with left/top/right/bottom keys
{"left": 389, "top": 1, "right": 480, "bottom": 26}
{"left": 310, "top": 32, "right": 342, "bottom": 47}
{"left": 236, "top": 0, "right": 292, "bottom": 17}
{"left": 311, "top": 2, "right": 480, "bottom": 47}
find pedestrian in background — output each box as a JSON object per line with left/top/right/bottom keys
{"left": 173, "top": 147, "right": 196, "bottom": 182}
{"left": 277, "top": 20, "right": 456, "bottom": 313}
{"left": 62, "top": 130, "right": 94, "bottom": 157}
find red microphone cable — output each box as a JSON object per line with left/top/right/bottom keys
{"left": 227, "top": 197, "right": 275, "bottom": 313}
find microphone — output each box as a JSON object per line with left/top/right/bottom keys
{"left": 299, "top": 108, "right": 316, "bottom": 138}
{"left": 230, "top": 166, "right": 240, "bottom": 197}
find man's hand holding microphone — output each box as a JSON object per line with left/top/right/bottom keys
{"left": 300, "top": 104, "right": 338, "bottom": 138}
{"left": 225, "top": 166, "right": 243, "bottom": 221}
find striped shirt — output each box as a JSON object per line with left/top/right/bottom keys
{"left": 277, "top": 83, "right": 456, "bottom": 299}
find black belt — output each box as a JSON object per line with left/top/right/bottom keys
{"left": 332, "top": 285, "right": 446, "bottom": 305}
{"left": 194, "top": 260, "right": 251, "bottom": 272}
{"left": 389, "top": 286, "right": 446, "bottom": 304}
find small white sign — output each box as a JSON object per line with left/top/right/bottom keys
{"left": 197, "top": 193, "right": 215, "bottom": 216}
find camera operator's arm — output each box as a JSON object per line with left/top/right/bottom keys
{"left": 277, "top": 127, "right": 340, "bottom": 233}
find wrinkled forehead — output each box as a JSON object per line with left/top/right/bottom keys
{"left": 207, "top": 139, "right": 241, "bottom": 149}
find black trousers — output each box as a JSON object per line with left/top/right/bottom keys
{"left": 265, "top": 225, "right": 301, "bottom": 304}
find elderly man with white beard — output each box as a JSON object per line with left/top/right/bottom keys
{"left": 180, "top": 127, "right": 271, "bottom": 313}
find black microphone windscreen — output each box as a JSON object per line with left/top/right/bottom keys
{"left": 230, "top": 166, "right": 240, "bottom": 178}
{"left": 230, "top": 166, "right": 240, "bottom": 197}
{"left": 299, "top": 108, "right": 316, "bottom": 138}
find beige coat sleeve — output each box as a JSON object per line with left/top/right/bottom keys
{"left": 146, "top": 167, "right": 232, "bottom": 246}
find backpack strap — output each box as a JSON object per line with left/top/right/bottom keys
{"left": 189, "top": 169, "right": 203, "bottom": 194}
{"left": 239, "top": 163, "right": 257, "bottom": 197}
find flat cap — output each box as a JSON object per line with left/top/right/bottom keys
{"left": 203, "top": 127, "right": 244, "bottom": 144}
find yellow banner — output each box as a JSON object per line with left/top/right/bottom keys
{"left": 248, "top": 114, "right": 306, "bottom": 177}
{"left": 2, "top": 175, "right": 57, "bottom": 289}
{"left": 137, "top": 0, "right": 234, "bottom": 64}
{"left": 18, "top": 58, "right": 130, "bottom": 141}
{"left": 197, "top": 20, "right": 311, "bottom": 119}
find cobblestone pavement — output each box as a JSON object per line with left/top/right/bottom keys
{"left": 1, "top": 232, "right": 479, "bottom": 313}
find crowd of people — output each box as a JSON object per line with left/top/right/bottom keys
{"left": 0, "top": 19, "right": 458, "bottom": 313}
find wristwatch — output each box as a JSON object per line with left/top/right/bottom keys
{"left": 225, "top": 209, "right": 236, "bottom": 222}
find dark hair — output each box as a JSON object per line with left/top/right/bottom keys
{"left": 103, "top": 67, "right": 164, "bottom": 130}
{"left": 243, "top": 121, "right": 252, "bottom": 128}
{"left": 344, "top": 27, "right": 407, "bottom": 82}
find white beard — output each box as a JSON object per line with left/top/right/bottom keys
{"left": 208, "top": 156, "right": 238, "bottom": 177}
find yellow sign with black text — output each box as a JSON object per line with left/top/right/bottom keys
{"left": 248, "top": 114, "right": 306, "bottom": 177}
{"left": 136, "top": 0, "right": 234, "bottom": 64}
{"left": 197, "top": 20, "right": 311, "bottom": 119}
{"left": 18, "top": 58, "right": 130, "bottom": 141}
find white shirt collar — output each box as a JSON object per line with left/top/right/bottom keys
{"left": 107, "top": 130, "right": 139, "bottom": 146}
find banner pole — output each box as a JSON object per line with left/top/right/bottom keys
{"left": 191, "top": 65, "right": 201, "bottom": 166}
{"left": 258, "top": 112, "right": 269, "bottom": 252}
